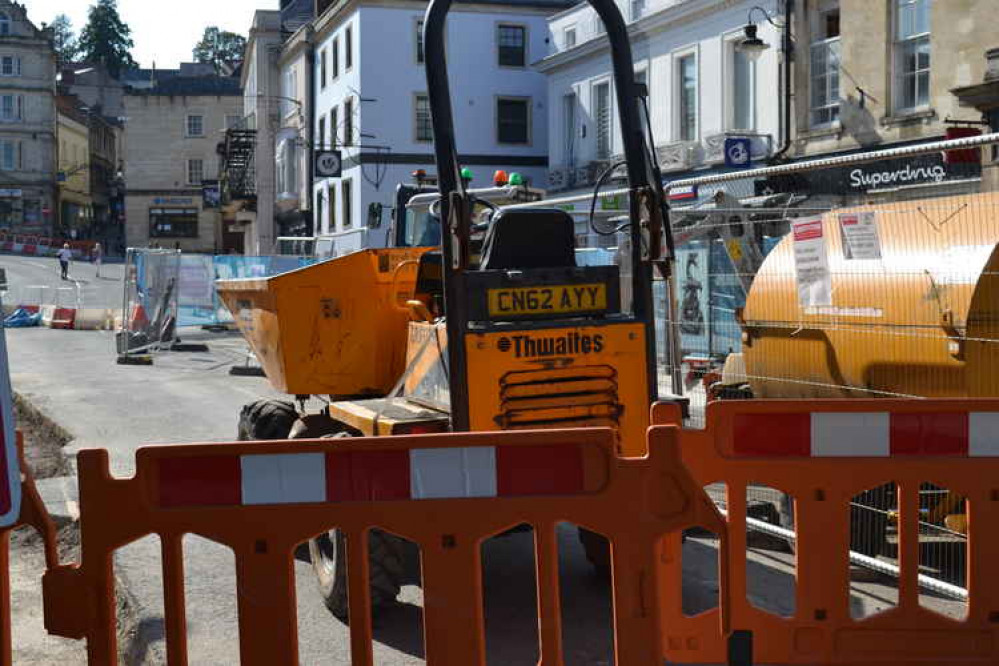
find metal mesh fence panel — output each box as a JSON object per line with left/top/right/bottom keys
{"left": 657, "top": 134, "right": 999, "bottom": 603}
{"left": 117, "top": 248, "right": 181, "bottom": 356}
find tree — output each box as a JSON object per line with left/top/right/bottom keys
{"left": 193, "top": 27, "right": 246, "bottom": 74}
{"left": 77, "top": 0, "right": 137, "bottom": 77}
{"left": 50, "top": 14, "right": 79, "bottom": 64}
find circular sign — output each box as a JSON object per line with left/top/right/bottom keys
{"left": 315, "top": 151, "right": 342, "bottom": 178}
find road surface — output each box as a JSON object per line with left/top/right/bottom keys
{"left": 1, "top": 252, "right": 124, "bottom": 310}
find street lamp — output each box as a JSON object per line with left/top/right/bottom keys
{"left": 738, "top": 24, "right": 769, "bottom": 59}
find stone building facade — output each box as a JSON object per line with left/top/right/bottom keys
{"left": 123, "top": 70, "right": 241, "bottom": 252}
{"left": 793, "top": 0, "right": 993, "bottom": 157}
{"left": 0, "top": 1, "right": 56, "bottom": 235}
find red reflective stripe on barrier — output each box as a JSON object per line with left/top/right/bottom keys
{"left": 326, "top": 450, "right": 410, "bottom": 501}
{"left": 496, "top": 443, "right": 584, "bottom": 496}
{"left": 733, "top": 413, "right": 810, "bottom": 456}
{"left": 159, "top": 456, "right": 241, "bottom": 507}
{"left": 891, "top": 412, "right": 969, "bottom": 455}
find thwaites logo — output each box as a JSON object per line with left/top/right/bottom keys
{"left": 497, "top": 331, "right": 605, "bottom": 358}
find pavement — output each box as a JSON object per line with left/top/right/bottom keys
{"left": 3, "top": 253, "right": 961, "bottom": 664}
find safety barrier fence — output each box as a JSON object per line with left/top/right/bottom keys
{"left": 0, "top": 233, "right": 97, "bottom": 259}
{"left": 653, "top": 398, "right": 999, "bottom": 665}
{"left": 1, "top": 399, "right": 995, "bottom": 664}
{"left": 1, "top": 434, "right": 59, "bottom": 666}
{"left": 39, "top": 427, "right": 726, "bottom": 666}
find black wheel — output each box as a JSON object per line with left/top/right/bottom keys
{"left": 237, "top": 398, "right": 298, "bottom": 440}
{"left": 578, "top": 528, "right": 610, "bottom": 576}
{"left": 308, "top": 528, "right": 407, "bottom": 620}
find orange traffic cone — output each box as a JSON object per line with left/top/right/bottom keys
{"left": 128, "top": 303, "right": 149, "bottom": 330}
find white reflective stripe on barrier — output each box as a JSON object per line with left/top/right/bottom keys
{"left": 410, "top": 446, "right": 497, "bottom": 499}
{"left": 811, "top": 412, "right": 890, "bottom": 457}
{"left": 241, "top": 453, "right": 327, "bottom": 505}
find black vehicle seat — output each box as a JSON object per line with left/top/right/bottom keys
{"left": 479, "top": 208, "right": 577, "bottom": 270}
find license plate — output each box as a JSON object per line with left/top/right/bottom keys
{"left": 487, "top": 283, "right": 608, "bottom": 318}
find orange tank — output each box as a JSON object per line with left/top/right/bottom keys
{"left": 216, "top": 248, "right": 429, "bottom": 396}
{"left": 741, "top": 191, "right": 999, "bottom": 398}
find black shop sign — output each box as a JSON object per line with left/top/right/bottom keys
{"left": 754, "top": 150, "right": 982, "bottom": 197}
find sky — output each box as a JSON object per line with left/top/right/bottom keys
{"left": 25, "top": 0, "right": 278, "bottom": 69}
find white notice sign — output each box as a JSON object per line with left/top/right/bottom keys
{"left": 838, "top": 211, "right": 882, "bottom": 260}
{"left": 792, "top": 217, "right": 833, "bottom": 308}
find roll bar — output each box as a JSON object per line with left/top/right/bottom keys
{"left": 422, "top": 0, "right": 667, "bottom": 429}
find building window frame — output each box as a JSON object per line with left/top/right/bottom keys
{"left": 318, "top": 114, "right": 327, "bottom": 150}
{"left": 415, "top": 18, "right": 425, "bottom": 64}
{"left": 343, "top": 97, "right": 353, "bottom": 147}
{"left": 0, "top": 56, "right": 19, "bottom": 77}
{"left": 186, "top": 114, "right": 204, "bottom": 137}
{"left": 149, "top": 207, "right": 199, "bottom": 238}
{"left": 592, "top": 78, "right": 612, "bottom": 159}
{"left": 330, "top": 106, "right": 338, "bottom": 147}
{"left": 331, "top": 37, "right": 340, "bottom": 80}
{"left": 563, "top": 25, "right": 576, "bottom": 50}
{"left": 496, "top": 95, "right": 531, "bottom": 145}
{"left": 630, "top": 0, "right": 645, "bottom": 22}
{"left": 341, "top": 178, "right": 352, "bottom": 229}
{"left": 673, "top": 46, "right": 699, "bottom": 142}
{"left": 561, "top": 90, "right": 577, "bottom": 167}
{"left": 0, "top": 14, "right": 9, "bottom": 37}
{"left": 345, "top": 25, "right": 353, "bottom": 71}
{"left": 0, "top": 94, "right": 21, "bottom": 122}
{"left": 810, "top": 35, "right": 841, "bottom": 127}
{"left": 319, "top": 48, "right": 327, "bottom": 89}
{"left": 186, "top": 158, "right": 204, "bottom": 186}
{"left": 497, "top": 23, "right": 527, "bottom": 69}
{"left": 414, "top": 92, "right": 432, "bottom": 142}
{"left": 328, "top": 183, "right": 337, "bottom": 232}
{"left": 724, "top": 31, "right": 757, "bottom": 131}
{"left": 893, "top": 0, "right": 931, "bottom": 113}
{"left": 0, "top": 139, "right": 17, "bottom": 170}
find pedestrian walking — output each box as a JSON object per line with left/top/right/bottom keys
{"left": 93, "top": 242, "right": 103, "bottom": 278}
{"left": 57, "top": 243, "right": 72, "bottom": 280}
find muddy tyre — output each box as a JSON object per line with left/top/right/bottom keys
{"left": 237, "top": 399, "right": 298, "bottom": 441}
{"left": 309, "top": 528, "right": 407, "bottom": 620}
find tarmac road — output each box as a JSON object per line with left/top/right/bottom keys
{"left": 1, "top": 252, "right": 125, "bottom": 310}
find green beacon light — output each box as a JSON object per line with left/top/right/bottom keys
{"left": 460, "top": 167, "right": 475, "bottom": 182}
{"left": 508, "top": 171, "right": 524, "bottom": 186}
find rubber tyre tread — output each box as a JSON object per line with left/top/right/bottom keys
{"left": 309, "top": 529, "right": 406, "bottom": 620}
{"left": 237, "top": 398, "right": 298, "bottom": 440}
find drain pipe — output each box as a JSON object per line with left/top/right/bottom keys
{"left": 772, "top": 0, "right": 794, "bottom": 161}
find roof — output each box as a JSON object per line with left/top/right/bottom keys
{"left": 130, "top": 75, "right": 242, "bottom": 97}
{"left": 120, "top": 68, "right": 182, "bottom": 83}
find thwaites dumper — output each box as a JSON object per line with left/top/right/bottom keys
{"left": 217, "top": 0, "right": 673, "bottom": 619}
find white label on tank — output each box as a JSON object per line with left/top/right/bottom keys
{"left": 838, "top": 211, "right": 882, "bottom": 260}
{"left": 792, "top": 216, "right": 833, "bottom": 308}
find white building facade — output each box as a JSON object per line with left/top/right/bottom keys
{"left": 310, "top": 0, "right": 572, "bottom": 255}
{"left": 538, "top": 0, "right": 783, "bottom": 195}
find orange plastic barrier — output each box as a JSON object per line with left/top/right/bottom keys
{"left": 42, "top": 427, "right": 727, "bottom": 666}
{"left": 0, "top": 434, "right": 59, "bottom": 666}
{"left": 653, "top": 399, "right": 999, "bottom": 666}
